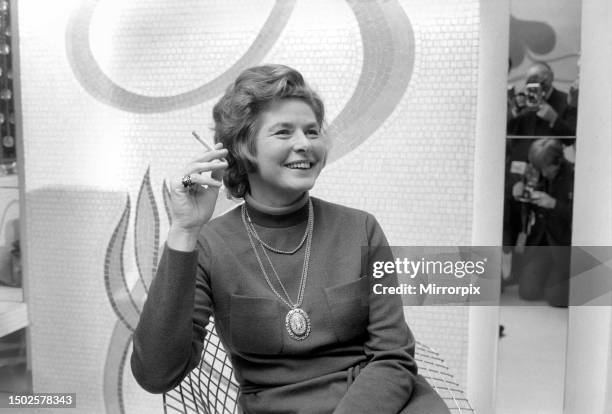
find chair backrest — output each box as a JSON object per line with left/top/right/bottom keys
{"left": 163, "top": 319, "right": 238, "bottom": 414}
{"left": 163, "top": 320, "right": 474, "bottom": 414}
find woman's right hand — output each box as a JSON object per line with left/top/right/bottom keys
{"left": 167, "top": 143, "right": 228, "bottom": 251}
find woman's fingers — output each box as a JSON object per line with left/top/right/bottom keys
{"left": 192, "top": 148, "right": 228, "bottom": 163}
{"left": 172, "top": 140, "right": 227, "bottom": 192}
{"left": 183, "top": 173, "right": 223, "bottom": 188}
{"left": 183, "top": 160, "right": 227, "bottom": 187}
{"left": 186, "top": 160, "right": 228, "bottom": 175}
{"left": 172, "top": 172, "right": 221, "bottom": 192}
{"left": 211, "top": 168, "right": 224, "bottom": 181}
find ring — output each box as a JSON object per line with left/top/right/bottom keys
{"left": 181, "top": 174, "right": 193, "bottom": 188}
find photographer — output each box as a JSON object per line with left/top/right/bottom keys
{"left": 511, "top": 139, "right": 573, "bottom": 307}
{"left": 507, "top": 62, "right": 577, "bottom": 137}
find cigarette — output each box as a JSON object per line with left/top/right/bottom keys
{"left": 192, "top": 130, "right": 227, "bottom": 165}
{"left": 192, "top": 131, "right": 213, "bottom": 151}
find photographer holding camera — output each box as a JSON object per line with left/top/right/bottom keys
{"left": 510, "top": 139, "right": 573, "bottom": 307}
{"left": 507, "top": 62, "right": 577, "bottom": 137}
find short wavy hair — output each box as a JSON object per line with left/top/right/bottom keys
{"left": 212, "top": 64, "right": 325, "bottom": 198}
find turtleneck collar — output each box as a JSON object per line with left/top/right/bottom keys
{"left": 244, "top": 192, "right": 310, "bottom": 228}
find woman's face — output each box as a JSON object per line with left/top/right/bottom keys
{"left": 247, "top": 98, "right": 328, "bottom": 206}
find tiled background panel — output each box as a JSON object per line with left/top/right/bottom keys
{"left": 18, "top": 0, "right": 480, "bottom": 411}
{"left": 25, "top": 188, "right": 129, "bottom": 413}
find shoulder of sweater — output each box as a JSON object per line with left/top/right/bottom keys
{"left": 310, "top": 197, "right": 377, "bottom": 224}
{"left": 198, "top": 197, "right": 381, "bottom": 233}
{"left": 198, "top": 203, "right": 243, "bottom": 241}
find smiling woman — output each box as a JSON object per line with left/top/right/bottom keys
{"left": 130, "top": 64, "right": 450, "bottom": 413}
{"left": 211, "top": 66, "right": 328, "bottom": 203}
{"left": 248, "top": 99, "right": 328, "bottom": 206}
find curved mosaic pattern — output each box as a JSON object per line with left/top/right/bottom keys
{"left": 103, "top": 322, "right": 133, "bottom": 414}
{"left": 327, "top": 0, "right": 415, "bottom": 162}
{"left": 65, "top": 0, "right": 297, "bottom": 113}
{"left": 66, "top": 0, "right": 414, "bottom": 162}
{"left": 508, "top": 15, "right": 556, "bottom": 69}
{"left": 104, "top": 169, "right": 162, "bottom": 413}
{"left": 508, "top": 14, "right": 580, "bottom": 87}
{"left": 161, "top": 181, "right": 172, "bottom": 226}
{"left": 134, "top": 167, "right": 159, "bottom": 294}
{"left": 104, "top": 195, "right": 140, "bottom": 331}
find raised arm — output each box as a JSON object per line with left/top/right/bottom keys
{"left": 130, "top": 245, "right": 212, "bottom": 393}
{"left": 130, "top": 143, "right": 228, "bottom": 393}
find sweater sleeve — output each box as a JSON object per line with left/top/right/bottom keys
{"left": 130, "top": 243, "right": 213, "bottom": 393}
{"left": 334, "top": 215, "right": 417, "bottom": 414}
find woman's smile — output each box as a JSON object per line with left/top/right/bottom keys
{"left": 284, "top": 160, "right": 314, "bottom": 170}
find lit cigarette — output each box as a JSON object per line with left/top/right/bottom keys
{"left": 192, "top": 131, "right": 213, "bottom": 151}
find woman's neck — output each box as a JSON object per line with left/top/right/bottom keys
{"left": 243, "top": 192, "right": 310, "bottom": 228}
{"left": 244, "top": 192, "right": 309, "bottom": 216}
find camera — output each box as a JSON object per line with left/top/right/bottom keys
{"left": 521, "top": 164, "right": 542, "bottom": 201}
{"left": 525, "top": 82, "right": 544, "bottom": 109}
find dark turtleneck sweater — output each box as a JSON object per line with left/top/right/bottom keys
{"left": 131, "top": 195, "right": 418, "bottom": 414}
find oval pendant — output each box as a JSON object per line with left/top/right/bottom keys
{"left": 285, "top": 308, "right": 311, "bottom": 341}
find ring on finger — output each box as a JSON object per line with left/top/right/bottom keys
{"left": 181, "top": 174, "right": 194, "bottom": 188}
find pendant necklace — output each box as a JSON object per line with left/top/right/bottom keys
{"left": 242, "top": 200, "right": 313, "bottom": 341}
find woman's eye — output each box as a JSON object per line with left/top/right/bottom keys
{"left": 274, "top": 129, "right": 291, "bottom": 136}
{"left": 306, "top": 129, "right": 320, "bottom": 137}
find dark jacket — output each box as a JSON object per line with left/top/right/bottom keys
{"left": 527, "top": 160, "right": 574, "bottom": 246}
{"left": 507, "top": 88, "right": 577, "bottom": 137}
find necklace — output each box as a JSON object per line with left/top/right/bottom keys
{"left": 241, "top": 200, "right": 313, "bottom": 341}
{"left": 243, "top": 204, "right": 310, "bottom": 254}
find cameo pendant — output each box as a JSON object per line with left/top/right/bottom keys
{"left": 285, "top": 308, "right": 311, "bottom": 341}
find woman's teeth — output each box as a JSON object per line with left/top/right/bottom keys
{"left": 286, "top": 161, "right": 311, "bottom": 169}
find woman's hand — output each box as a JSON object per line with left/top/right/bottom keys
{"left": 167, "top": 143, "right": 228, "bottom": 251}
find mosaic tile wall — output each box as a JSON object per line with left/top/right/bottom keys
{"left": 18, "top": 0, "right": 480, "bottom": 412}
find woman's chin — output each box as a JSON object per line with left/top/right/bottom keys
{"left": 286, "top": 176, "right": 317, "bottom": 192}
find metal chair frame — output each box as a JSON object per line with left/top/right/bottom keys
{"left": 163, "top": 320, "right": 474, "bottom": 414}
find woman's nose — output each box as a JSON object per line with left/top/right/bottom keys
{"left": 292, "top": 130, "right": 311, "bottom": 152}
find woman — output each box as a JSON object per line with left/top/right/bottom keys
{"left": 131, "top": 64, "right": 449, "bottom": 413}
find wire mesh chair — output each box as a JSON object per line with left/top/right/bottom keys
{"left": 414, "top": 342, "right": 475, "bottom": 413}
{"left": 163, "top": 320, "right": 474, "bottom": 414}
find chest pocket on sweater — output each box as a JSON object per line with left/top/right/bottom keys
{"left": 229, "top": 294, "right": 283, "bottom": 355}
{"left": 324, "top": 277, "right": 369, "bottom": 343}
